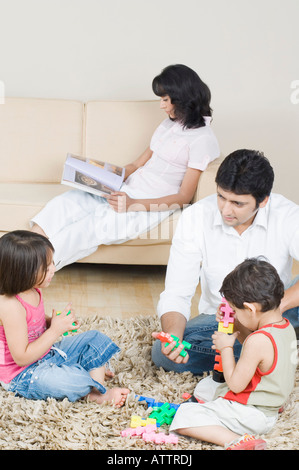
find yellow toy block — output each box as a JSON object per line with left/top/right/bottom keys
{"left": 218, "top": 322, "right": 234, "bottom": 334}
{"left": 130, "top": 415, "right": 156, "bottom": 428}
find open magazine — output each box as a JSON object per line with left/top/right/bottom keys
{"left": 61, "top": 153, "right": 125, "bottom": 197}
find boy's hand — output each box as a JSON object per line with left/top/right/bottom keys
{"left": 212, "top": 330, "right": 239, "bottom": 351}
{"left": 216, "top": 302, "right": 225, "bottom": 323}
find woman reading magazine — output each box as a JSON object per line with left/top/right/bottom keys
{"left": 31, "top": 64, "right": 220, "bottom": 270}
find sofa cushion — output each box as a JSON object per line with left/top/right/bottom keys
{"left": 0, "top": 98, "right": 84, "bottom": 183}
{"left": 84, "top": 100, "right": 164, "bottom": 166}
{"left": 0, "top": 182, "right": 179, "bottom": 245}
{"left": 0, "top": 183, "right": 69, "bottom": 231}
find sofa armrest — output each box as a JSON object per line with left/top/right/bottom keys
{"left": 192, "top": 157, "right": 223, "bottom": 203}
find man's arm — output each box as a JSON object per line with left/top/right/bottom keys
{"left": 280, "top": 278, "right": 299, "bottom": 313}
{"left": 155, "top": 205, "right": 203, "bottom": 363}
{"left": 152, "top": 312, "right": 188, "bottom": 363}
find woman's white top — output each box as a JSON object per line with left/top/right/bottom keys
{"left": 122, "top": 117, "right": 220, "bottom": 199}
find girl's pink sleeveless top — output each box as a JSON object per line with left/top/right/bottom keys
{"left": 0, "top": 288, "right": 50, "bottom": 383}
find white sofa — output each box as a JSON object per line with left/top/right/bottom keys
{"left": 0, "top": 98, "right": 221, "bottom": 265}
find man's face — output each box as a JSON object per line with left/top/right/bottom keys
{"left": 217, "top": 186, "right": 268, "bottom": 235}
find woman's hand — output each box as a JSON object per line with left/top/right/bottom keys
{"left": 105, "top": 192, "right": 145, "bottom": 212}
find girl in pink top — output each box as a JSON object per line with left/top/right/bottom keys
{"left": 0, "top": 230, "right": 129, "bottom": 405}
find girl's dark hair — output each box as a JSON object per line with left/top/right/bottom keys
{"left": 0, "top": 230, "right": 54, "bottom": 296}
{"left": 215, "top": 149, "right": 274, "bottom": 205}
{"left": 152, "top": 64, "right": 212, "bottom": 129}
{"left": 220, "top": 257, "right": 284, "bottom": 312}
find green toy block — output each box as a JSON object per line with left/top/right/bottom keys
{"left": 165, "top": 335, "right": 192, "bottom": 357}
{"left": 149, "top": 403, "right": 177, "bottom": 426}
{"left": 56, "top": 310, "right": 77, "bottom": 336}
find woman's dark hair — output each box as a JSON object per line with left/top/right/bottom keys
{"left": 0, "top": 230, "right": 54, "bottom": 296}
{"left": 215, "top": 149, "right": 274, "bottom": 205}
{"left": 220, "top": 257, "right": 284, "bottom": 312}
{"left": 152, "top": 64, "right": 212, "bottom": 129}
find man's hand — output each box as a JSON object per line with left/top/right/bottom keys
{"left": 152, "top": 331, "right": 189, "bottom": 364}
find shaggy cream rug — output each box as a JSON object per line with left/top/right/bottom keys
{"left": 0, "top": 315, "right": 298, "bottom": 451}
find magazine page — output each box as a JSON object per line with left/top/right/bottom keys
{"left": 61, "top": 153, "right": 125, "bottom": 196}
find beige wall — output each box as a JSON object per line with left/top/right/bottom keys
{"left": 0, "top": 0, "right": 298, "bottom": 202}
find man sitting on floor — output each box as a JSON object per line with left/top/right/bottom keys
{"left": 152, "top": 149, "right": 299, "bottom": 374}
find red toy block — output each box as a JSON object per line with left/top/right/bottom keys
{"left": 214, "top": 352, "right": 223, "bottom": 372}
{"left": 213, "top": 298, "right": 234, "bottom": 382}
{"left": 156, "top": 332, "right": 173, "bottom": 343}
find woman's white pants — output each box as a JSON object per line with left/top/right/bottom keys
{"left": 31, "top": 190, "right": 172, "bottom": 270}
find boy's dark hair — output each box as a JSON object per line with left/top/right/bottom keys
{"left": 215, "top": 149, "right": 274, "bottom": 205}
{"left": 0, "top": 230, "right": 54, "bottom": 296}
{"left": 220, "top": 257, "right": 284, "bottom": 312}
{"left": 152, "top": 64, "right": 212, "bottom": 129}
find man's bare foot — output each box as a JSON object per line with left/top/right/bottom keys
{"left": 88, "top": 387, "right": 130, "bottom": 407}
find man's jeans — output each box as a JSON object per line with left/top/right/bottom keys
{"left": 152, "top": 277, "right": 299, "bottom": 376}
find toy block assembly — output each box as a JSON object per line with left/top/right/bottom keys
{"left": 121, "top": 423, "right": 157, "bottom": 438}
{"left": 136, "top": 394, "right": 180, "bottom": 411}
{"left": 156, "top": 331, "right": 191, "bottom": 357}
{"left": 149, "top": 403, "right": 177, "bottom": 426}
{"left": 56, "top": 310, "right": 77, "bottom": 336}
{"left": 213, "top": 297, "right": 235, "bottom": 383}
{"left": 121, "top": 420, "right": 178, "bottom": 445}
{"left": 143, "top": 431, "right": 178, "bottom": 445}
{"left": 130, "top": 415, "right": 156, "bottom": 428}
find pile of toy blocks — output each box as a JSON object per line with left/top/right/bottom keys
{"left": 120, "top": 396, "right": 180, "bottom": 445}
{"left": 121, "top": 414, "right": 178, "bottom": 445}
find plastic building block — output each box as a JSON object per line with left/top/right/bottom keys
{"left": 220, "top": 298, "right": 235, "bottom": 327}
{"left": 181, "top": 393, "right": 205, "bottom": 404}
{"left": 121, "top": 423, "right": 157, "bottom": 438}
{"left": 136, "top": 395, "right": 180, "bottom": 411}
{"left": 149, "top": 403, "right": 177, "bottom": 426}
{"left": 213, "top": 297, "right": 235, "bottom": 383}
{"left": 142, "top": 431, "right": 178, "bottom": 445}
{"left": 130, "top": 415, "right": 156, "bottom": 428}
{"left": 56, "top": 310, "right": 77, "bottom": 336}
{"left": 121, "top": 422, "right": 178, "bottom": 445}
{"left": 218, "top": 322, "right": 234, "bottom": 334}
{"left": 182, "top": 392, "right": 192, "bottom": 400}
{"left": 156, "top": 331, "right": 191, "bottom": 357}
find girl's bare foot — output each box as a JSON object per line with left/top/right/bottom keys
{"left": 88, "top": 387, "right": 130, "bottom": 407}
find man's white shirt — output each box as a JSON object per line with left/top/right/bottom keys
{"left": 157, "top": 193, "right": 299, "bottom": 320}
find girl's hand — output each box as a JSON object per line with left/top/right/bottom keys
{"left": 212, "top": 330, "right": 239, "bottom": 352}
{"left": 51, "top": 303, "right": 80, "bottom": 336}
{"left": 105, "top": 192, "right": 135, "bottom": 212}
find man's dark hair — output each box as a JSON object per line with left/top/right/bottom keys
{"left": 0, "top": 230, "right": 54, "bottom": 296}
{"left": 220, "top": 257, "right": 284, "bottom": 312}
{"left": 215, "top": 149, "right": 274, "bottom": 205}
{"left": 152, "top": 64, "right": 212, "bottom": 129}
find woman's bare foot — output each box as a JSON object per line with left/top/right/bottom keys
{"left": 88, "top": 387, "right": 130, "bottom": 407}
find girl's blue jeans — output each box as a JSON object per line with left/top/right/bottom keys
{"left": 152, "top": 277, "right": 299, "bottom": 376}
{"left": 7, "top": 330, "right": 120, "bottom": 402}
